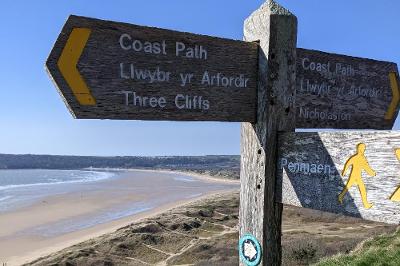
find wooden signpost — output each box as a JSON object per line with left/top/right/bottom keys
{"left": 46, "top": 16, "right": 399, "bottom": 127}
{"left": 46, "top": 0, "right": 400, "bottom": 265}
{"left": 295, "top": 49, "right": 400, "bottom": 129}
{"left": 46, "top": 15, "right": 258, "bottom": 122}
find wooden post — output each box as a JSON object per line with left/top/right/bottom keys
{"left": 239, "top": 1, "right": 297, "bottom": 265}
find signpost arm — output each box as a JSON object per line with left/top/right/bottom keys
{"left": 240, "top": 1, "right": 297, "bottom": 265}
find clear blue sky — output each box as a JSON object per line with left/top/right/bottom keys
{"left": 0, "top": 0, "right": 399, "bottom": 156}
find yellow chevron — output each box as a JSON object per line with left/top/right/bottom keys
{"left": 57, "top": 28, "right": 96, "bottom": 106}
{"left": 384, "top": 72, "right": 399, "bottom": 120}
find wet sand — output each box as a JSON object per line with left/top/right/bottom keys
{"left": 0, "top": 170, "right": 238, "bottom": 265}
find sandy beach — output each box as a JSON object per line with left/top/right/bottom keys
{"left": 0, "top": 169, "right": 238, "bottom": 265}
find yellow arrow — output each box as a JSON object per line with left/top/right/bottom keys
{"left": 57, "top": 28, "right": 96, "bottom": 106}
{"left": 384, "top": 72, "right": 400, "bottom": 120}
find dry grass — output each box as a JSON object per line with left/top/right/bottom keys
{"left": 26, "top": 192, "right": 398, "bottom": 266}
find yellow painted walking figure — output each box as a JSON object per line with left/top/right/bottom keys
{"left": 338, "top": 143, "right": 376, "bottom": 209}
{"left": 390, "top": 149, "right": 400, "bottom": 201}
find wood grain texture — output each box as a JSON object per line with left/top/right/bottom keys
{"left": 278, "top": 131, "right": 400, "bottom": 224}
{"left": 46, "top": 15, "right": 258, "bottom": 122}
{"left": 295, "top": 48, "right": 399, "bottom": 129}
{"left": 240, "top": 0, "right": 297, "bottom": 265}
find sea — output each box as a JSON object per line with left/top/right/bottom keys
{"left": 0, "top": 169, "right": 116, "bottom": 212}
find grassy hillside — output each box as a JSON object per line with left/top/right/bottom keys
{"left": 316, "top": 229, "right": 400, "bottom": 266}
{"left": 26, "top": 192, "right": 397, "bottom": 266}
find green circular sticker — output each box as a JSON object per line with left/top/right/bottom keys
{"left": 239, "top": 233, "right": 262, "bottom": 266}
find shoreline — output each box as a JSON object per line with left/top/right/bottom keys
{"left": 0, "top": 169, "right": 238, "bottom": 265}
{"left": 131, "top": 168, "right": 240, "bottom": 184}
{"left": 87, "top": 167, "right": 240, "bottom": 185}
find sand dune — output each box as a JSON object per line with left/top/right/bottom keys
{"left": 25, "top": 191, "right": 397, "bottom": 265}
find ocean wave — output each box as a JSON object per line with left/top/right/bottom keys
{"left": 0, "top": 171, "right": 115, "bottom": 191}
{"left": 173, "top": 176, "right": 196, "bottom": 182}
{"left": 0, "top": 196, "right": 12, "bottom": 202}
